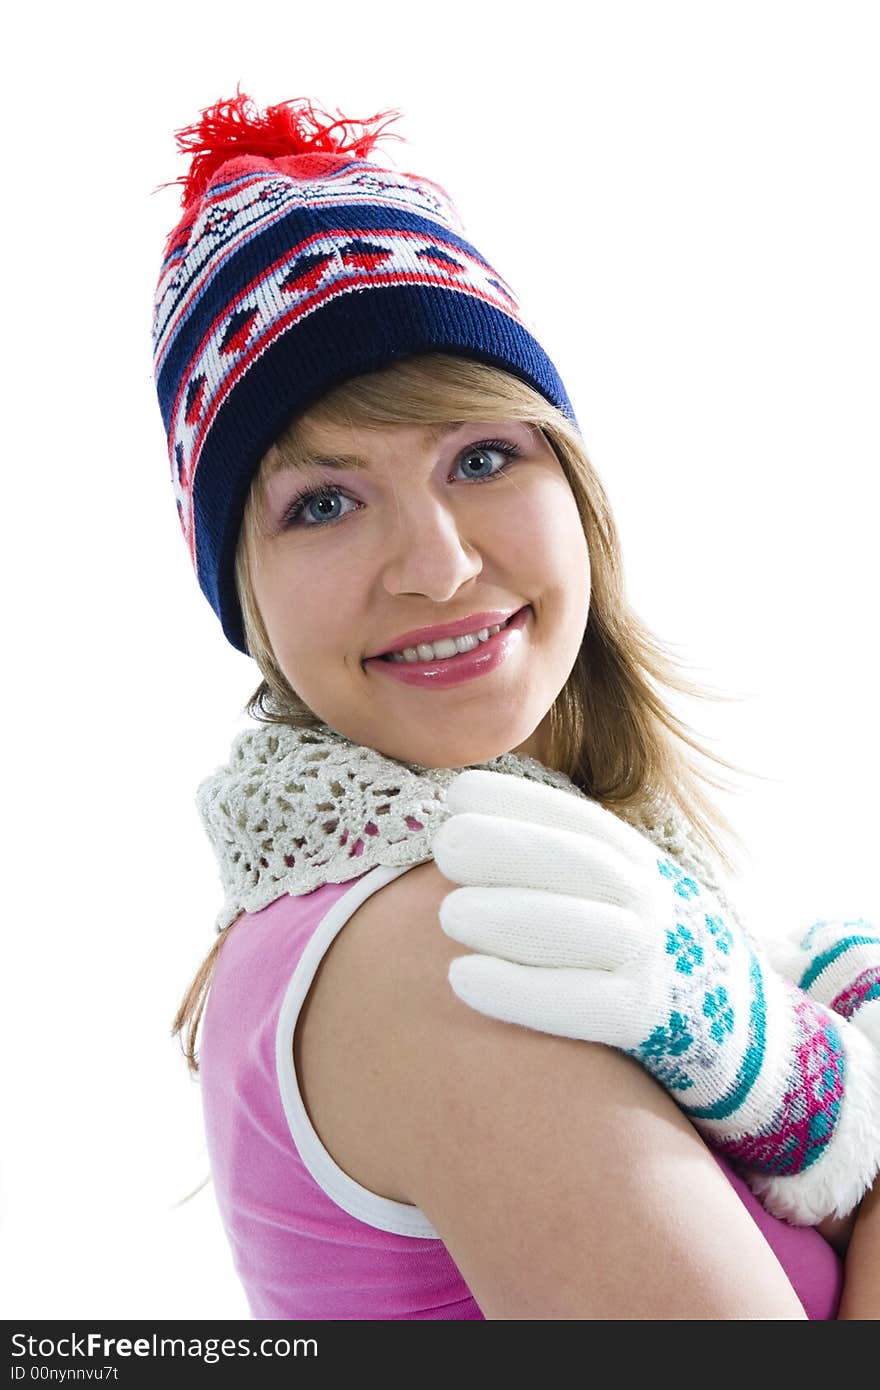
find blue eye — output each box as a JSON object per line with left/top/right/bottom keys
{"left": 455, "top": 441, "right": 519, "bottom": 482}
{"left": 286, "top": 488, "right": 357, "bottom": 528}
{"left": 280, "top": 438, "right": 521, "bottom": 531}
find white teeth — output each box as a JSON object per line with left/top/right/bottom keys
{"left": 386, "top": 617, "right": 512, "bottom": 663}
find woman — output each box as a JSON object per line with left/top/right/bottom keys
{"left": 156, "top": 93, "right": 879, "bottom": 1318}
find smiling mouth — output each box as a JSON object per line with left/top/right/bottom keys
{"left": 379, "top": 611, "right": 520, "bottom": 663}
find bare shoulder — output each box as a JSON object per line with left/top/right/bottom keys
{"left": 294, "top": 860, "right": 807, "bottom": 1319}
{"left": 294, "top": 859, "right": 459, "bottom": 1200}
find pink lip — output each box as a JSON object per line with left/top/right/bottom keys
{"left": 370, "top": 609, "right": 523, "bottom": 659}
{"left": 364, "top": 606, "right": 531, "bottom": 689}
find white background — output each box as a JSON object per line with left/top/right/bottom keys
{"left": 3, "top": 0, "right": 878, "bottom": 1319}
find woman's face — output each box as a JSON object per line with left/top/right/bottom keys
{"left": 249, "top": 414, "right": 591, "bottom": 769}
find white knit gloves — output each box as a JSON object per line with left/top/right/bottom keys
{"left": 767, "top": 917, "right": 880, "bottom": 1050}
{"left": 432, "top": 770, "right": 880, "bottom": 1224}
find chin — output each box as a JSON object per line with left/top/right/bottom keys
{"left": 377, "top": 719, "right": 548, "bottom": 771}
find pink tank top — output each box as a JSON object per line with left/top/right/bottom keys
{"left": 199, "top": 865, "right": 844, "bottom": 1320}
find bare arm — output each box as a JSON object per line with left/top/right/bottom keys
{"left": 296, "top": 860, "right": 808, "bottom": 1319}
{"left": 837, "top": 1180, "right": 880, "bottom": 1319}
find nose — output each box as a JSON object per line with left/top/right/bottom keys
{"left": 380, "top": 494, "right": 483, "bottom": 600}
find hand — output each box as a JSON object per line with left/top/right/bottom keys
{"left": 767, "top": 917, "right": 880, "bottom": 1048}
{"left": 433, "top": 769, "right": 880, "bottom": 1225}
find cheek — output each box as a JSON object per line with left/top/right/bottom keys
{"left": 516, "top": 483, "right": 590, "bottom": 586}
{"left": 252, "top": 552, "right": 361, "bottom": 672}
{"left": 250, "top": 555, "right": 310, "bottom": 657}
{"left": 524, "top": 492, "right": 591, "bottom": 651}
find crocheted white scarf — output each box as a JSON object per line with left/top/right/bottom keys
{"left": 197, "top": 721, "right": 741, "bottom": 934}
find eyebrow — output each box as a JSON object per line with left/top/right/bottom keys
{"left": 300, "top": 421, "right": 474, "bottom": 471}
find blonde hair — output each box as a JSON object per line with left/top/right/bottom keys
{"left": 174, "top": 353, "right": 757, "bottom": 1072}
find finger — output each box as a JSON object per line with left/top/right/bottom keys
{"left": 447, "top": 954, "right": 636, "bottom": 1047}
{"left": 445, "top": 769, "right": 650, "bottom": 868}
{"left": 433, "top": 810, "right": 643, "bottom": 907}
{"left": 439, "top": 886, "right": 641, "bottom": 970}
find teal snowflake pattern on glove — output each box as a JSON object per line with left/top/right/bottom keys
{"left": 658, "top": 858, "right": 700, "bottom": 900}
{"left": 703, "top": 987, "right": 735, "bottom": 1045}
{"left": 666, "top": 920, "right": 704, "bottom": 975}
{"left": 634, "top": 1010, "right": 694, "bottom": 1090}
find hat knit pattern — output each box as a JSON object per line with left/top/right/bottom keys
{"left": 152, "top": 93, "right": 576, "bottom": 652}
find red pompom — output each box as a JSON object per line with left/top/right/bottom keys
{"left": 167, "top": 87, "right": 406, "bottom": 209}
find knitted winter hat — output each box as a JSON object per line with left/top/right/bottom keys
{"left": 152, "top": 91, "right": 578, "bottom": 652}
